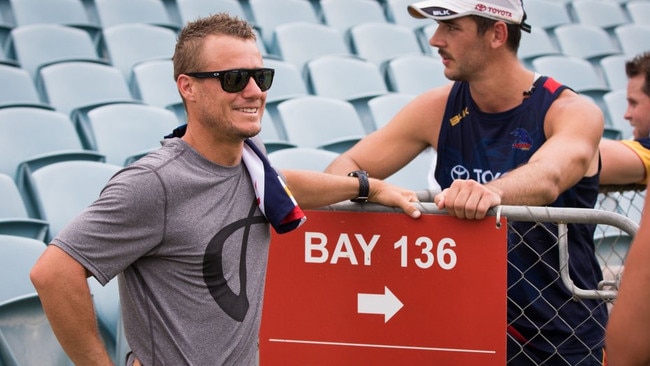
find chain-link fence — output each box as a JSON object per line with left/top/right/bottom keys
{"left": 324, "top": 186, "right": 644, "bottom": 365}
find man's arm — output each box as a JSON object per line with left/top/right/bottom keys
{"left": 282, "top": 170, "right": 421, "bottom": 219}
{"left": 30, "top": 246, "right": 114, "bottom": 366}
{"left": 606, "top": 182, "right": 650, "bottom": 365}
{"left": 325, "top": 87, "right": 449, "bottom": 178}
{"left": 435, "top": 90, "right": 604, "bottom": 219}
{"left": 600, "top": 138, "right": 646, "bottom": 185}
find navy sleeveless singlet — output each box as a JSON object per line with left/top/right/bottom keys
{"left": 434, "top": 77, "right": 608, "bottom": 354}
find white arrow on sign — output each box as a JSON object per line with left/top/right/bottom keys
{"left": 357, "top": 286, "right": 404, "bottom": 323}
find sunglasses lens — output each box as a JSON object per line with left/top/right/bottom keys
{"left": 222, "top": 71, "right": 249, "bottom": 93}
{"left": 254, "top": 69, "right": 274, "bottom": 91}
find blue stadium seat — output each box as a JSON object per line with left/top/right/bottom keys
{"left": 36, "top": 60, "right": 139, "bottom": 121}
{"left": 614, "top": 24, "right": 650, "bottom": 58}
{"left": 262, "top": 57, "right": 309, "bottom": 122}
{"left": 366, "top": 92, "right": 415, "bottom": 130}
{"left": 9, "top": 0, "right": 101, "bottom": 43}
{"left": 93, "top": 0, "right": 180, "bottom": 31}
{"left": 385, "top": 147, "right": 438, "bottom": 191}
{"left": 349, "top": 22, "right": 424, "bottom": 68}
{"left": 130, "top": 59, "right": 180, "bottom": 110}
{"left": 175, "top": 0, "right": 248, "bottom": 26}
{"left": 384, "top": 0, "right": 433, "bottom": 32}
{"left": 603, "top": 89, "right": 632, "bottom": 140}
{"left": 268, "top": 147, "right": 340, "bottom": 171}
{"left": 271, "top": 22, "right": 352, "bottom": 73}
{"left": 518, "top": 26, "right": 561, "bottom": 68}
{"left": 0, "top": 174, "right": 49, "bottom": 241}
{"left": 319, "top": 0, "right": 387, "bottom": 36}
{"left": 23, "top": 160, "right": 121, "bottom": 240}
{"left": 9, "top": 23, "right": 107, "bottom": 80}
{"left": 0, "top": 106, "right": 105, "bottom": 209}
{"left": 0, "top": 64, "right": 51, "bottom": 109}
{"left": 384, "top": 54, "right": 448, "bottom": 95}
{"left": 600, "top": 54, "right": 630, "bottom": 91}
{"left": 77, "top": 103, "right": 180, "bottom": 166}
{"left": 276, "top": 96, "right": 367, "bottom": 153}
{"left": 247, "top": 0, "right": 320, "bottom": 50}
{"left": 102, "top": 23, "right": 177, "bottom": 84}
{"left": 523, "top": 0, "right": 573, "bottom": 31}
{"left": 625, "top": 1, "right": 650, "bottom": 25}
{"left": 532, "top": 55, "right": 610, "bottom": 109}
{"left": 571, "top": 0, "right": 630, "bottom": 31}
{"left": 0, "top": 235, "right": 45, "bottom": 303}
{"left": 305, "top": 55, "right": 389, "bottom": 132}
{"left": 553, "top": 24, "right": 620, "bottom": 62}
{"left": 258, "top": 112, "right": 297, "bottom": 153}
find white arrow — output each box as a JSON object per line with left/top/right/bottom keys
{"left": 357, "top": 286, "right": 404, "bottom": 323}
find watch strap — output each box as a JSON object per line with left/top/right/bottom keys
{"left": 347, "top": 170, "right": 369, "bottom": 203}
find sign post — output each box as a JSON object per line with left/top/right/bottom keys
{"left": 260, "top": 210, "right": 507, "bottom": 365}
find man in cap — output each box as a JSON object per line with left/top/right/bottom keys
{"left": 326, "top": 0, "right": 607, "bottom": 364}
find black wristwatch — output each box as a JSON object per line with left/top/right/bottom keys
{"left": 347, "top": 170, "right": 369, "bottom": 203}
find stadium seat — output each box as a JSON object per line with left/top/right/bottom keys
{"left": 366, "top": 92, "right": 415, "bottom": 130}
{"left": 0, "top": 106, "right": 104, "bottom": 214}
{"left": 319, "top": 0, "right": 387, "bottom": 36}
{"left": 625, "top": 1, "right": 650, "bottom": 25}
{"left": 276, "top": 96, "right": 367, "bottom": 153}
{"left": 603, "top": 89, "right": 632, "bottom": 139}
{"left": 600, "top": 54, "right": 630, "bottom": 91}
{"left": 0, "top": 235, "right": 45, "bottom": 303}
{"left": 0, "top": 174, "right": 49, "bottom": 241}
{"left": 518, "top": 27, "right": 561, "bottom": 68}
{"left": 23, "top": 160, "right": 121, "bottom": 240}
{"left": 271, "top": 22, "right": 351, "bottom": 73}
{"left": 385, "top": 147, "right": 437, "bottom": 191}
{"left": 93, "top": 0, "right": 180, "bottom": 31}
{"left": 553, "top": 24, "right": 620, "bottom": 62}
{"left": 77, "top": 103, "right": 180, "bottom": 166}
{"left": 418, "top": 22, "right": 440, "bottom": 56}
{"left": 261, "top": 57, "right": 309, "bottom": 122}
{"left": 0, "top": 64, "right": 51, "bottom": 109}
{"left": 571, "top": 0, "right": 630, "bottom": 31}
{"left": 36, "top": 60, "right": 138, "bottom": 120}
{"left": 102, "top": 23, "right": 177, "bottom": 84}
{"left": 0, "top": 44, "right": 17, "bottom": 67}
{"left": 523, "top": 0, "right": 573, "bottom": 31}
{"left": 9, "top": 0, "right": 102, "bottom": 43}
{"left": 614, "top": 24, "right": 650, "bottom": 58}
{"left": 348, "top": 22, "right": 424, "bottom": 69}
{"left": 268, "top": 147, "right": 340, "bottom": 171}
{"left": 384, "top": 54, "right": 448, "bottom": 95}
{"left": 532, "top": 55, "right": 610, "bottom": 109}
{"left": 384, "top": 0, "right": 433, "bottom": 31}
{"left": 175, "top": 0, "right": 248, "bottom": 26}
{"left": 0, "top": 293, "right": 117, "bottom": 365}
{"left": 247, "top": 0, "right": 320, "bottom": 50}
{"left": 9, "top": 23, "right": 106, "bottom": 80}
{"left": 305, "top": 55, "right": 389, "bottom": 132}
{"left": 130, "top": 59, "right": 182, "bottom": 117}
{"left": 258, "top": 112, "right": 297, "bottom": 153}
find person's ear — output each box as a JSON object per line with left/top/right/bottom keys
{"left": 491, "top": 21, "right": 508, "bottom": 49}
{"left": 177, "top": 74, "right": 195, "bottom": 101}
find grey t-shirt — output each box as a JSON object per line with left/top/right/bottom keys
{"left": 52, "top": 138, "right": 271, "bottom": 365}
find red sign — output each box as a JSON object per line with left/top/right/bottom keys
{"left": 260, "top": 210, "right": 507, "bottom": 365}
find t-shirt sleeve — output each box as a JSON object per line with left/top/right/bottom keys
{"left": 620, "top": 139, "right": 650, "bottom": 185}
{"left": 52, "top": 165, "right": 166, "bottom": 285}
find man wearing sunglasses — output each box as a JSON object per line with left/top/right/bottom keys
{"left": 30, "top": 13, "right": 421, "bottom": 366}
{"left": 326, "top": 0, "right": 607, "bottom": 364}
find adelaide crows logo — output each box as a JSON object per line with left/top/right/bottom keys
{"left": 510, "top": 128, "right": 533, "bottom": 151}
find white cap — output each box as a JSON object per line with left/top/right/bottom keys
{"left": 408, "top": 0, "right": 531, "bottom": 32}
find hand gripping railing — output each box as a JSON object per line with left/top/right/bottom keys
{"left": 322, "top": 198, "right": 639, "bottom": 301}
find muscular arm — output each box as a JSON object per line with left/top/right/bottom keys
{"left": 30, "top": 246, "right": 113, "bottom": 366}
{"left": 599, "top": 138, "right": 646, "bottom": 185}
{"left": 325, "top": 87, "right": 449, "bottom": 178}
{"left": 282, "top": 170, "right": 421, "bottom": 219}
{"left": 606, "top": 183, "right": 650, "bottom": 365}
{"left": 436, "top": 90, "right": 604, "bottom": 219}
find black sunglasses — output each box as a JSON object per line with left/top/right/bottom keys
{"left": 185, "top": 68, "right": 275, "bottom": 93}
